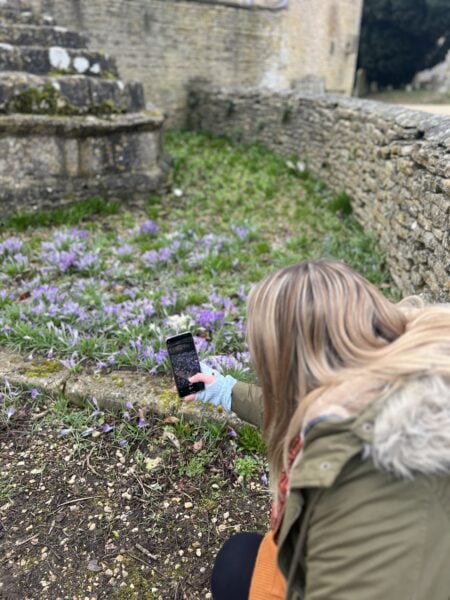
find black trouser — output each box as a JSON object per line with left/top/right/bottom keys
{"left": 211, "top": 532, "right": 264, "bottom": 600}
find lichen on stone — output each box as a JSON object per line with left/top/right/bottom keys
{"left": 23, "top": 359, "right": 63, "bottom": 378}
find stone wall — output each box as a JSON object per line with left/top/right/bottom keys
{"left": 27, "top": 0, "right": 362, "bottom": 124}
{"left": 187, "top": 84, "right": 450, "bottom": 300}
{"left": 0, "top": 112, "right": 166, "bottom": 215}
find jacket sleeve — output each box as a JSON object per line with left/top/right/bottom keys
{"left": 301, "top": 457, "right": 441, "bottom": 600}
{"left": 231, "top": 381, "right": 263, "bottom": 428}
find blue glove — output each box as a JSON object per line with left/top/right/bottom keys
{"left": 191, "top": 362, "right": 236, "bottom": 412}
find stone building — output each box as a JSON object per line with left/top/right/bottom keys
{"left": 27, "top": 0, "right": 363, "bottom": 124}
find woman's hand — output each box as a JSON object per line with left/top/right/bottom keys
{"left": 184, "top": 371, "right": 216, "bottom": 401}
{"left": 183, "top": 363, "right": 236, "bottom": 412}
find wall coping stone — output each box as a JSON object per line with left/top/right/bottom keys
{"left": 0, "top": 110, "right": 164, "bottom": 136}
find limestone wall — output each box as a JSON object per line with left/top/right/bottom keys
{"left": 0, "top": 113, "right": 166, "bottom": 215}
{"left": 28, "top": 0, "right": 362, "bottom": 124}
{"left": 187, "top": 84, "right": 450, "bottom": 300}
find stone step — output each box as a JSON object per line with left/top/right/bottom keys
{"left": 0, "top": 45, "right": 118, "bottom": 77}
{"left": 0, "top": 7, "right": 51, "bottom": 27}
{"left": 0, "top": 72, "right": 145, "bottom": 115}
{"left": 0, "top": 23, "right": 88, "bottom": 49}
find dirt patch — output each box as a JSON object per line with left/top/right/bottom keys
{"left": 0, "top": 398, "right": 270, "bottom": 599}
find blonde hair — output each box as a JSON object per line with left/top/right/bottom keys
{"left": 247, "top": 260, "right": 450, "bottom": 482}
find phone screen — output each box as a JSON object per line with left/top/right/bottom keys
{"left": 166, "top": 333, "right": 205, "bottom": 397}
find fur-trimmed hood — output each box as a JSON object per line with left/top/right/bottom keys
{"left": 368, "top": 375, "right": 450, "bottom": 479}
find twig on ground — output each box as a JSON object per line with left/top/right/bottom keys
{"left": 30, "top": 410, "right": 49, "bottom": 421}
{"left": 85, "top": 446, "right": 101, "bottom": 477}
{"left": 56, "top": 496, "right": 98, "bottom": 509}
{"left": 15, "top": 534, "right": 39, "bottom": 546}
{"left": 131, "top": 471, "right": 149, "bottom": 498}
{"left": 135, "top": 543, "right": 157, "bottom": 561}
{"left": 127, "top": 550, "right": 164, "bottom": 577}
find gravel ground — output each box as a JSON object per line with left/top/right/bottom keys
{"left": 0, "top": 393, "right": 271, "bottom": 599}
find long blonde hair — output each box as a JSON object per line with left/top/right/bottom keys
{"left": 247, "top": 260, "right": 450, "bottom": 481}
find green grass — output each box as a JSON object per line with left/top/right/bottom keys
{"left": 162, "top": 130, "right": 397, "bottom": 295}
{"left": 0, "top": 130, "right": 399, "bottom": 372}
{"left": 0, "top": 196, "right": 120, "bottom": 232}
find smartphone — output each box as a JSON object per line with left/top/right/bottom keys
{"left": 166, "top": 332, "right": 205, "bottom": 398}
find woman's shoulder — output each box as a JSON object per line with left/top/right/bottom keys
{"left": 293, "top": 374, "right": 450, "bottom": 487}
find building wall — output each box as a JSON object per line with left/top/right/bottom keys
{"left": 187, "top": 83, "right": 450, "bottom": 301}
{"left": 28, "top": 0, "right": 362, "bottom": 123}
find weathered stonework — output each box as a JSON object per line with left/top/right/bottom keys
{"left": 0, "top": 2, "right": 167, "bottom": 214}
{"left": 0, "top": 348, "right": 245, "bottom": 428}
{"left": 0, "top": 112, "right": 165, "bottom": 215}
{"left": 187, "top": 83, "right": 450, "bottom": 301}
{"left": 27, "top": 0, "right": 363, "bottom": 125}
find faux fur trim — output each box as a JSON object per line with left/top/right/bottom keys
{"left": 369, "top": 376, "right": 450, "bottom": 479}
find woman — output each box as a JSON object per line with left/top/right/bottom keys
{"left": 187, "top": 260, "right": 450, "bottom": 600}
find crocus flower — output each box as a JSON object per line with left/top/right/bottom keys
{"left": 60, "top": 428, "right": 73, "bottom": 437}
{"left": 5, "top": 407, "right": 16, "bottom": 418}
{"left": 139, "top": 220, "right": 159, "bottom": 235}
{"left": 30, "top": 388, "right": 39, "bottom": 399}
{"left": 231, "top": 225, "right": 249, "bottom": 239}
{"left": 102, "top": 423, "right": 114, "bottom": 434}
{"left": 142, "top": 250, "right": 159, "bottom": 265}
{"left": 261, "top": 474, "right": 269, "bottom": 486}
{"left": 137, "top": 417, "right": 148, "bottom": 428}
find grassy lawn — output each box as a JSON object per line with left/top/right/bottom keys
{"left": 0, "top": 130, "right": 397, "bottom": 379}
{"left": 0, "top": 130, "right": 398, "bottom": 599}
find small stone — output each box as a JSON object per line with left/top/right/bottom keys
{"left": 87, "top": 558, "right": 101, "bottom": 573}
{"left": 88, "top": 522, "right": 96, "bottom": 531}
{"left": 184, "top": 502, "right": 193, "bottom": 509}
{"left": 195, "top": 549, "right": 202, "bottom": 557}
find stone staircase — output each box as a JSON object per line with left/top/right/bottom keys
{"left": 0, "top": 1, "right": 166, "bottom": 215}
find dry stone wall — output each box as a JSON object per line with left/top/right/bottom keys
{"left": 188, "top": 84, "right": 450, "bottom": 300}
{"left": 28, "top": 0, "right": 362, "bottom": 125}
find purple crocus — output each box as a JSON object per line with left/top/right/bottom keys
{"left": 5, "top": 407, "right": 16, "bottom": 418}
{"left": 192, "top": 307, "right": 225, "bottom": 330}
{"left": 116, "top": 244, "right": 135, "bottom": 257}
{"left": 0, "top": 237, "right": 23, "bottom": 255}
{"left": 60, "top": 428, "right": 73, "bottom": 437}
{"left": 155, "top": 348, "right": 168, "bottom": 365}
{"left": 158, "top": 247, "right": 172, "bottom": 262}
{"left": 137, "top": 417, "right": 148, "bottom": 428}
{"left": 102, "top": 423, "right": 114, "bottom": 434}
{"left": 231, "top": 225, "right": 249, "bottom": 239}
{"left": 142, "top": 250, "right": 159, "bottom": 265}
{"left": 30, "top": 388, "right": 39, "bottom": 400}
{"left": 261, "top": 473, "right": 269, "bottom": 486}
{"left": 139, "top": 220, "right": 159, "bottom": 235}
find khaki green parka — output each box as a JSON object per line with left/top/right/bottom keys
{"left": 231, "top": 376, "right": 450, "bottom": 600}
